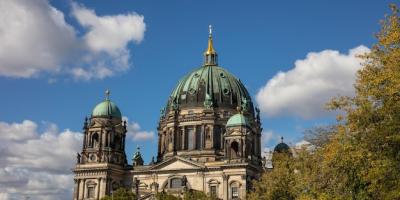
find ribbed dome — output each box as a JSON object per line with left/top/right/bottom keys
{"left": 227, "top": 113, "right": 250, "bottom": 127}
{"left": 167, "top": 65, "right": 254, "bottom": 113}
{"left": 274, "top": 142, "right": 290, "bottom": 154}
{"left": 92, "top": 100, "right": 122, "bottom": 118}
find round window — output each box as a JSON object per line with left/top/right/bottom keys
{"left": 223, "top": 88, "right": 230, "bottom": 95}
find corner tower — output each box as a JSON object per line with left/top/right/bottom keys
{"left": 73, "top": 90, "right": 129, "bottom": 200}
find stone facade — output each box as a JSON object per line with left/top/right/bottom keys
{"left": 73, "top": 28, "right": 263, "bottom": 200}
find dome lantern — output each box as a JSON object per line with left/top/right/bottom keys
{"left": 204, "top": 25, "right": 218, "bottom": 66}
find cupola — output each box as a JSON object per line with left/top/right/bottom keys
{"left": 92, "top": 90, "right": 122, "bottom": 118}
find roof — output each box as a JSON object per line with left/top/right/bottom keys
{"left": 166, "top": 65, "right": 254, "bottom": 112}
{"left": 226, "top": 113, "right": 250, "bottom": 127}
{"left": 274, "top": 142, "right": 290, "bottom": 154}
{"left": 92, "top": 100, "right": 122, "bottom": 118}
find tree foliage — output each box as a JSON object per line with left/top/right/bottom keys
{"left": 249, "top": 4, "right": 400, "bottom": 200}
{"left": 101, "top": 188, "right": 136, "bottom": 200}
{"left": 156, "top": 189, "right": 214, "bottom": 200}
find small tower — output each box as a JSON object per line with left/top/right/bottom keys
{"left": 73, "top": 90, "right": 128, "bottom": 200}
{"left": 224, "top": 109, "right": 262, "bottom": 164}
{"left": 132, "top": 146, "right": 144, "bottom": 166}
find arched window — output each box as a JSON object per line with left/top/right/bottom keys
{"left": 230, "top": 181, "right": 240, "bottom": 199}
{"left": 170, "top": 178, "right": 182, "bottom": 188}
{"left": 92, "top": 133, "right": 99, "bottom": 148}
{"left": 230, "top": 141, "right": 239, "bottom": 159}
{"left": 208, "top": 179, "right": 219, "bottom": 198}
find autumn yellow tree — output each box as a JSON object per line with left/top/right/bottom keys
{"left": 327, "top": 4, "right": 400, "bottom": 199}
{"left": 249, "top": 4, "right": 400, "bottom": 200}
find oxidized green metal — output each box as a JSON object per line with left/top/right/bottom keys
{"left": 92, "top": 100, "right": 122, "bottom": 118}
{"left": 226, "top": 113, "right": 250, "bottom": 127}
{"left": 166, "top": 65, "right": 254, "bottom": 113}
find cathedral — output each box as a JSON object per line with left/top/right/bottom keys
{"left": 73, "top": 27, "right": 266, "bottom": 200}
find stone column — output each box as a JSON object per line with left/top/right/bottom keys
{"left": 73, "top": 179, "right": 80, "bottom": 200}
{"left": 99, "top": 177, "right": 107, "bottom": 199}
{"left": 182, "top": 127, "right": 186, "bottom": 150}
{"left": 222, "top": 174, "right": 228, "bottom": 200}
{"left": 97, "top": 178, "right": 101, "bottom": 200}
{"left": 79, "top": 179, "right": 86, "bottom": 200}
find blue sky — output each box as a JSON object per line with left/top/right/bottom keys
{"left": 0, "top": 1, "right": 394, "bottom": 198}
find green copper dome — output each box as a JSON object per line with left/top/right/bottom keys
{"left": 274, "top": 137, "right": 291, "bottom": 154}
{"left": 167, "top": 65, "right": 254, "bottom": 113}
{"left": 226, "top": 113, "right": 250, "bottom": 127}
{"left": 92, "top": 100, "right": 122, "bottom": 118}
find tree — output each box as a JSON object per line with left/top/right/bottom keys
{"left": 249, "top": 4, "right": 400, "bottom": 200}
{"left": 248, "top": 153, "right": 298, "bottom": 200}
{"left": 156, "top": 190, "right": 214, "bottom": 200}
{"left": 101, "top": 188, "right": 136, "bottom": 200}
{"left": 303, "top": 125, "right": 336, "bottom": 147}
{"left": 327, "top": 4, "right": 400, "bottom": 199}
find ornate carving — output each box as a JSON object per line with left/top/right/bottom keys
{"left": 204, "top": 94, "right": 213, "bottom": 108}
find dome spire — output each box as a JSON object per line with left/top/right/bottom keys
{"left": 105, "top": 89, "right": 110, "bottom": 100}
{"left": 204, "top": 25, "right": 218, "bottom": 66}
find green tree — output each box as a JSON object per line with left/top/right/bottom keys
{"left": 101, "top": 188, "right": 136, "bottom": 200}
{"left": 156, "top": 189, "right": 214, "bottom": 200}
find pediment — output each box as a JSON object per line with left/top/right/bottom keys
{"left": 150, "top": 156, "right": 203, "bottom": 171}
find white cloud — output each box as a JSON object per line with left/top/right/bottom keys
{"left": 123, "top": 117, "right": 155, "bottom": 141}
{"left": 0, "top": 0, "right": 77, "bottom": 78}
{"left": 0, "top": 120, "right": 82, "bottom": 200}
{"left": 72, "top": 3, "right": 145, "bottom": 53}
{"left": 0, "top": 0, "right": 146, "bottom": 80}
{"left": 256, "top": 45, "right": 370, "bottom": 119}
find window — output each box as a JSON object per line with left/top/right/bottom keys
{"left": 91, "top": 133, "right": 99, "bottom": 148}
{"left": 231, "top": 186, "right": 239, "bottom": 198}
{"left": 170, "top": 178, "right": 182, "bottom": 188}
{"left": 230, "top": 141, "right": 239, "bottom": 159}
{"left": 87, "top": 186, "right": 95, "bottom": 198}
{"left": 214, "top": 126, "right": 221, "bottom": 149}
{"left": 187, "top": 127, "right": 195, "bottom": 150}
{"left": 210, "top": 185, "right": 217, "bottom": 197}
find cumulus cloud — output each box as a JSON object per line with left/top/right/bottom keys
{"left": 72, "top": 3, "right": 145, "bottom": 53}
{"left": 0, "top": 0, "right": 146, "bottom": 80}
{"left": 256, "top": 45, "right": 370, "bottom": 119}
{"left": 0, "top": 120, "right": 82, "bottom": 200}
{"left": 123, "top": 117, "right": 155, "bottom": 141}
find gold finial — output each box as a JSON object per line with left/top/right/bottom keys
{"left": 105, "top": 89, "right": 110, "bottom": 100}
{"left": 205, "top": 24, "right": 216, "bottom": 55}
{"left": 204, "top": 25, "right": 218, "bottom": 66}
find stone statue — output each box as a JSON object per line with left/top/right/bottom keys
{"left": 255, "top": 107, "right": 260, "bottom": 121}
{"left": 204, "top": 93, "right": 213, "bottom": 108}
{"left": 181, "top": 175, "right": 187, "bottom": 187}
{"left": 76, "top": 153, "right": 81, "bottom": 164}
